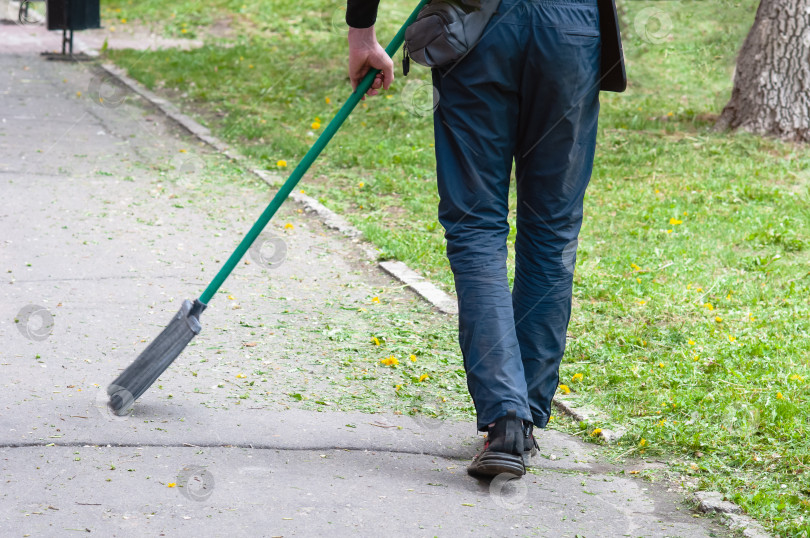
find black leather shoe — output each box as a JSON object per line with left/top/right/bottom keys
{"left": 467, "top": 409, "right": 526, "bottom": 478}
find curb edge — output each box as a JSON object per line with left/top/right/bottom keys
{"left": 552, "top": 395, "right": 627, "bottom": 443}
{"left": 694, "top": 491, "right": 773, "bottom": 538}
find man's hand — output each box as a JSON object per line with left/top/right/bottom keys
{"left": 348, "top": 26, "right": 394, "bottom": 97}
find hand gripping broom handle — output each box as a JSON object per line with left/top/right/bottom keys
{"left": 198, "top": 1, "right": 429, "bottom": 305}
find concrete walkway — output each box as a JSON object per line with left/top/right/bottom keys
{"left": 0, "top": 28, "right": 729, "bottom": 537}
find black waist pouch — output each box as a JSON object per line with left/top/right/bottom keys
{"left": 404, "top": 0, "right": 501, "bottom": 69}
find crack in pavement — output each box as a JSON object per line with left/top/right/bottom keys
{"left": 1, "top": 442, "right": 617, "bottom": 475}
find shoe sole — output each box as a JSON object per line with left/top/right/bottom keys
{"left": 467, "top": 451, "right": 525, "bottom": 478}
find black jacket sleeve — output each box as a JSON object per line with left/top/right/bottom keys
{"left": 346, "top": 0, "right": 381, "bottom": 28}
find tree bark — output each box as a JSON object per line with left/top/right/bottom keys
{"left": 716, "top": 0, "right": 810, "bottom": 142}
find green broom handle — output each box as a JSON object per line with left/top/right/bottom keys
{"left": 199, "top": 0, "right": 429, "bottom": 305}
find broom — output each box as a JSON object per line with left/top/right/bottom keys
{"left": 107, "top": 0, "right": 430, "bottom": 415}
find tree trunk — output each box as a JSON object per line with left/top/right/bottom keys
{"left": 716, "top": 0, "right": 810, "bottom": 142}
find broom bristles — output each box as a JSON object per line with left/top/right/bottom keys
{"left": 107, "top": 299, "right": 206, "bottom": 415}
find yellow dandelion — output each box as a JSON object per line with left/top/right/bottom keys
{"left": 790, "top": 374, "right": 804, "bottom": 382}
{"left": 631, "top": 262, "right": 642, "bottom": 271}
{"left": 693, "top": 355, "right": 700, "bottom": 362}
{"left": 639, "top": 438, "right": 647, "bottom": 447}
{"left": 311, "top": 121, "right": 321, "bottom": 130}
{"left": 167, "top": 482, "right": 176, "bottom": 488}
{"left": 276, "top": 159, "right": 287, "bottom": 167}
{"left": 666, "top": 229, "right": 673, "bottom": 234}
{"left": 558, "top": 384, "right": 571, "bottom": 394}
{"left": 418, "top": 374, "right": 429, "bottom": 382}
{"left": 728, "top": 335, "right": 736, "bottom": 343}
{"left": 703, "top": 302, "right": 713, "bottom": 310}
{"left": 696, "top": 287, "right": 703, "bottom": 292}
{"left": 372, "top": 336, "right": 380, "bottom": 346}
{"left": 669, "top": 217, "right": 683, "bottom": 225}
{"left": 325, "top": 97, "right": 331, "bottom": 104}
{"left": 715, "top": 316, "right": 723, "bottom": 323}
{"left": 636, "top": 277, "right": 641, "bottom": 283}
{"left": 591, "top": 428, "right": 602, "bottom": 437}
{"left": 658, "top": 362, "right": 665, "bottom": 368}
{"left": 76, "top": 91, "right": 82, "bottom": 97}
{"left": 284, "top": 223, "right": 294, "bottom": 230}
{"left": 409, "top": 354, "right": 417, "bottom": 362}
{"left": 181, "top": 28, "right": 188, "bottom": 34}
{"left": 227, "top": 295, "right": 235, "bottom": 300}
{"left": 357, "top": 182, "right": 364, "bottom": 188}
{"left": 371, "top": 296, "right": 380, "bottom": 304}
{"left": 395, "top": 384, "right": 402, "bottom": 391}
{"left": 571, "top": 373, "right": 584, "bottom": 382}
{"left": 380, "top": 356, "right": 399, "bottom": 367}
{"left": 236, "top": 373, "right": 246, "bottom": 379}
{"left": 776, "top": 392, "right": 784, "bottom": 400}
{"left": 688, "top": 339, "right": 696, "bottom": 346}
{"left": 637, "top": 299, "right": 647, "bottom": 305}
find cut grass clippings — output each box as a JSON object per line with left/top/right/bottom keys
{"left": 103, "top": 0, "right": 809, "bottom": 535}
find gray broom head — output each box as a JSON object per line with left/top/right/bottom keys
{"left": 107, "top": 299, "right": 206, "bottom": 416}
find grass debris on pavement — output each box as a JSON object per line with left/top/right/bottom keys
{"left": 103, "top": 0, "right": 809, "bottom": 535}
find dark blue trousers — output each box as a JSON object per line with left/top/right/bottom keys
{"left": 432, "top": 0, "right": 601, "bottom": 431}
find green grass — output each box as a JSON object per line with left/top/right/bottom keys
{"left": 104, "top": 0, "right": 809, "bottom": 535}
